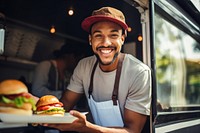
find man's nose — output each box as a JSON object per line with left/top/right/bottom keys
{"left": 102, "top": 37, "right": 112, "bottom": 46}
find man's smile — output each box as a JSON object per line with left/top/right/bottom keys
{"left": 96, "top": 46, "right": 116, "bottom": 55}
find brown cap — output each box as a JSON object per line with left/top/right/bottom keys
{"left": 81, "top": 7, "right": 128, "bottom": 32}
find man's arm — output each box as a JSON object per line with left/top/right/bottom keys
{"left": 123, "top": 108, "right": 147, "bottom": 132}
{"left": 60, "top": 89, "right": 83, "bottom": 111}
{"left": 79, "top": 108, "right": 147, "bottom": 133}
{"left": 43, "top": 108, "right": 147, "bottom": 133}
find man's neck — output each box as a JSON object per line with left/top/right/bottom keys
{"left": 99, "top": 55, "right": 120, "bottom": 72}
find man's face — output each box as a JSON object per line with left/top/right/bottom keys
{"left": 89, "top": 21, "right": 125, "bottom": 65}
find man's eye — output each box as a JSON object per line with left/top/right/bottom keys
{"left": 111, "top": 34, "right": 119, "bottom": 38}
{"left": 94, "top": 34, "right": 102, "bottom": 38}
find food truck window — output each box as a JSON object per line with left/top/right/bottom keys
{"left": 155, "top": 12, "right": 200, "bottom": 111}
{"left": 151, "top": 0, "right": 200, "bottom": 126}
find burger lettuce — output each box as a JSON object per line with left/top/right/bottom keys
{"left": 35, "top": 107, "right": 65, "bottom": 114}
{"left": 0, "top": 95, "right": 36, "bottom": 111}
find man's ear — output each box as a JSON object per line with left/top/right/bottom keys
{"left": 89, "top": 35, "right": 92, "bottom": 45}
{"left": 120, "top": 35, "right": 125, "bottom": 45}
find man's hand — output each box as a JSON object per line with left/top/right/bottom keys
{"left": 41, "top": 109, "right": 148, "bottom": 133}
{"left": 42, "top": 110, "right": 89, "bottom": 132}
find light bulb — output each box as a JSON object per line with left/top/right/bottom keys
{"left": 68, "top": 9, "right": 74, "bottom": 16}
{"left": 127, "top": 27, "right": 132, "bottom": 32}
{"left": 50, "top": 26, "right": 56, "bottom": 33}
{"left": 138, "top": 35, "right": 143, "bottom": 42}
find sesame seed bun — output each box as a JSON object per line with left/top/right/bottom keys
{"left": 36, "top": 95, "right": 60, "bottom": 108}
{"left": 0, "top": 79, "right": 28, "bottom": 95}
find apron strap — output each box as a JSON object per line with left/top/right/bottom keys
{"left": 88, "top": 53, "right": 125, "bottom": 105}
{"left": 88, "top": 60, "right": 98, "bottom": 98}
{"left": 112, "top": 53, "right": 125, "bottom": 105}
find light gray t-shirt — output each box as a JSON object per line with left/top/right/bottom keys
{"left": 67, "top": 54, "right": 151, "bottom": 116}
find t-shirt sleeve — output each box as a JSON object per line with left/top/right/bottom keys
{"left": 125, "top": 69, "right": 151, "bottom": 115}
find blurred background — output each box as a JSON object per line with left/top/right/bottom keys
{"left": 0, "top": 0, "right": 143, "bottom": 63}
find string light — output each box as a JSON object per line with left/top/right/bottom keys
{"left": 138, "top": 35, "right": 143, "bottom": 42}
{"left": 127, "top": 27, "right": 132, "bottom": 32}
{"left": 68, "top": 9, "right": 74, "bottom": 16}
{"left": 50, "top": 26, "right": 56, "bottom": 34}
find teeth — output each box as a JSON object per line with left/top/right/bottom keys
{"left": 101, "top": 49, "right": 112, "bottom": 54}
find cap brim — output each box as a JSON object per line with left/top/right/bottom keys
{"left": 81, "top": 15, "right": 128, "bottom": 32}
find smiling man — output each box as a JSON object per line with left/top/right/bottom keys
{"left": 43, "top": 7, "right": 151, "bottom": 133}
{"left": 90, "top": 21, "right": 124, "bottom": 67}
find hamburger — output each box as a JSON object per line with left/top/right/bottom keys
{"left": 0, "top": 79, "right": 36, "bottom": 115}
{"left": 35, "top": 95, "right": 65, "bottom": 116}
